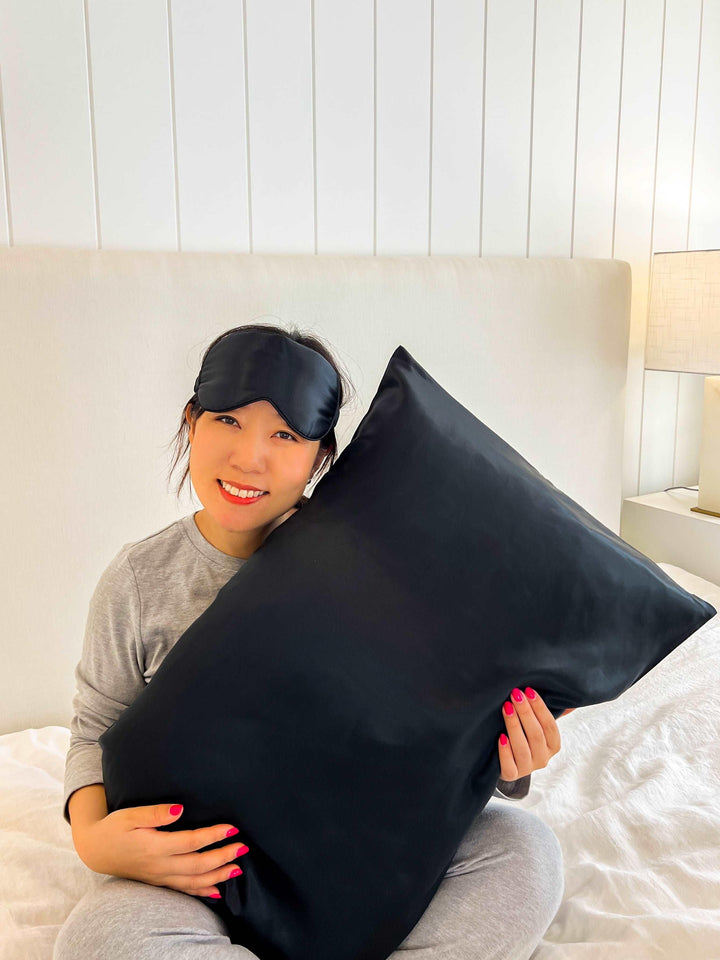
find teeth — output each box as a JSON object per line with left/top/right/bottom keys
{"left": 220, "top": 480, "right": 266, "bottom": 499}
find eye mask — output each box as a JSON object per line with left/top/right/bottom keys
{"left": 193, "top": 327, "right": 340, "bottom": 440}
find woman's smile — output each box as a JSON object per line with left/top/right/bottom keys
{"left": 217, "top": 479, "right": 270, "bottom": 505}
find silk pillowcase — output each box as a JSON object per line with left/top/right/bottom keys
{"left": 100, "top": 344, "right": 716, "bottom": 960}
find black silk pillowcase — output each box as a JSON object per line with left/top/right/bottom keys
{"left": 100, "top": 345, "right": 716, "bottom": 960}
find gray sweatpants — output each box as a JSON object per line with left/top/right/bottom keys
{"left": 53, "top": 799, "right": 564, "bottom": 960}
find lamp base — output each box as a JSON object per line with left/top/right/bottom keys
{"left": 695, "top": 376, "right": 720, "bottom": 518}
{"left": 691, "top": 505, "right": 720, "bottom": 519}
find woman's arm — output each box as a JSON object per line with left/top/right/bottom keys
{"left": 68, "top": 783, "right": 109, "bottom": 864}
{"left": 63, "top": 550, "right": 146, "bottom": 826}
{"left": 68, "top": 783, "right": 108, "bottom": 828}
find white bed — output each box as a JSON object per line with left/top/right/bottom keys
{"left": 2, "top": 560, "right": 719, "bottom": 958}
{"left": 1, "top": 247, "right": 718, "bottom": 958}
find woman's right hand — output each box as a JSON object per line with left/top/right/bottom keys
{"left": 75, "top": 802, "right": 249, "bottom": 899}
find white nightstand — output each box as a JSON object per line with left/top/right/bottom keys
{"left": 620, "top": 488, "right": 720, "bottom": 586}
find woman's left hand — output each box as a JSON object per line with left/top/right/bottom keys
{"left": 498, "top": 687, "right": 575, "bottom": 781}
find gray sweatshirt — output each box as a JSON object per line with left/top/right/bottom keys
{"left": 63, "top": 513, "right": 531, "bottom": 826}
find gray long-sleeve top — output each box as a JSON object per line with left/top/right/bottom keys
{"left": 62, "top": 513, "right": 530, "bottom": 826}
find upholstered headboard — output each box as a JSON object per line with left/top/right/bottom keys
{"left": 0, "top": 247, "right": 631, "bottom": 734}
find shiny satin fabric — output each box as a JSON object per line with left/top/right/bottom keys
{"left": 193, "top": 327, "right": 341, "bottom": 441}
{"left": 100, "top": 344, "right": 716, "bottom": 960}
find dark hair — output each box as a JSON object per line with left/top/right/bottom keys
{"left": 166, "top": 322, "right": 355, "bottom": 508}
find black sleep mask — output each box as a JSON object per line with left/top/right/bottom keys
{"left": 100, "top": 344, "right": 716, "bottom": 960}
{"left": 193, "top": 327, "right": 340, "bottom": 441}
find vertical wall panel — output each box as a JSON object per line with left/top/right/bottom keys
{"left": 482, "top": 0, "right": 534, "bottom": 256}
{"left": 614, "top": 0, "right": 664, "bottom": 499}
{"left": 376, "top": 0, "right": 432, "bottom": 254}
{"left": 0, "top": 0, "right": 96, "bottom": 246}
{"left": 639, "top": 381, "right": 680, "bottom": 493}
{"left": 614, "top": 0, "right": 664, "bottom": 263}
{"left": 170, "top": 0, "right": 248, "bottom": 252}
{"left": 244, "top": 0, "right": 314, "bottom": 252}
{"left": 0, "top": 66, "right": 9, "bottom": 245}
{"left": 689, "top": 0, "right": 720, "bottom": 250}
{"left": 639, "top": 369, "right": 679, "bottom": 488}
{"left": 573, "top": 0, "right": 624, "bottom": 257}
{"left": 88, "top": 0, "right": 177, "bottom": 249}
{"left": 315, "top": 0, "right": 374, "bottom": 254}
{"left": 639, "top": 0, "right": 702, "bottom": 494}
{"left": 652, "top": 0, "right": 702, "bottom": 251}
{"left": 430, "top": 0, "right": 485, "bottom": 255}
{"left": 639, "top": 382, "right": 680, "bottom": 492}
{"left": 528, "top": 0, "right": 580, "bottom": 258}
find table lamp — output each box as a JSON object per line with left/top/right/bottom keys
{"left": 645, "top": 249, "right": 720, "bottom": 518}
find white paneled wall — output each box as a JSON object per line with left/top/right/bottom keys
{"left": 171, "top": 0, "right": 248, "bottom": 251}
{"left": 1, "top": 0, "right": 718, "bottom": 498}
{"left": 89, "top": 1, "right": 177, "bottom": 248}
{"left": 528, "top": 0, "right": 579, "bottom": 258}
{"left": 1, "top": 0, "right": 96, "bottom": 245}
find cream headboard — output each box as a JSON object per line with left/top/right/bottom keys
{"left": 0, "top": 247, "right": 631, "bottom": 735}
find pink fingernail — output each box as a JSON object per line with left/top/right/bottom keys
{"left": 229, "top": 868, "right": 242, "bottom": 878}
{"left": 500, "top": 733, "right": 508, "bottom": 745}
{"left": 503, "top": 702, "right": 514, "bottom": 715}
{"left": 209, "top": 893, "right": 221, "bottom": 899}
{"left": 512, "top": 688, "right": 524, "bottom": 702}
{"left": 226, "top": 828, "right": 239, "bottom": 837}
{"left": 525, "top": 688, "right": 536, "bottom": 699}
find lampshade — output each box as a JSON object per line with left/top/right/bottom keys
{"left": 645, "top": 249, "right": 720, "bottom": 518}
{"left": 645, "top": 249, "right": 720, "bottom": 375}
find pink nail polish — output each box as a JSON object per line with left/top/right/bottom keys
{"left": 229, "top": 868, "right": 242, "bottom": 878}
{"left": 525, "top": 687, "right": 536, "bottom": 699}
{"left": 503, "top": 701, "right": 514, "bottom": 715}
{"left": 512, "top": 688, "right": 523, "bottom": 702}
{"left": 209, "top": 893, "right": 221, "bottom": 899}
{"left": 236, "top": 845, "right": 249, "bottom": 857}
{"left": 500, "top": 733, "right": 508, "bottom": 745}
{"left": 226, "top": 827, "right": 239, "bottom": 837}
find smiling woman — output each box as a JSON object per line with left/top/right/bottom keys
{"left": 58, "top": 324, "right": 577, "bottom": 960}
{"left": 165, "top": 324, "right": 355, "bottom": 559}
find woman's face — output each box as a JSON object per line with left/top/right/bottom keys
{"left": 186, "top": 399, "right": 325, "bottom": 556}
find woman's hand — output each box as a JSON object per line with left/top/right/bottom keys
{"left": 74, "top": 802, "right": 250, "bottom": 899}
{"left": 498, "top": 687, "right": 574, "bottom": 781}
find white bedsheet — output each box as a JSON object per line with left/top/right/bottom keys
{"left": 1, "top": 562, "right": 719, "bottom": 960}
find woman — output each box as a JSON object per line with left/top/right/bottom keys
{"left": 55, "top": 323, "right": 566, "bottom": 960}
